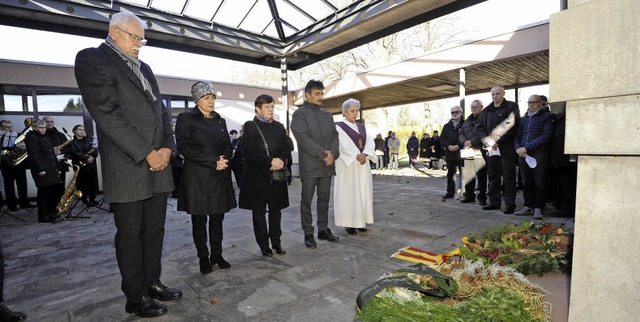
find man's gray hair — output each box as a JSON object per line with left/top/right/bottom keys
{"left": 341, "top": 98, "right": 361, "bottom": 114}
{"left": 471, "top": 99, "right": 483, "bottom": 106}
{"left": 110, "top": 12, "right": 145, "bottom": 29}
{"left": 450, "top": 105, "right": 462, "bottom": 112}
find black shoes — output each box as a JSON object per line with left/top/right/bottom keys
{"left": 39, "top": 214, "right": 61, "bottom": 223}
{"left": 357, "top": 228, "right": 369, "bottom": 232}
{"left": 261, "top": 247, "right": 273, "bottom": 256}
{"left": 503, "top": 206, "right": 516, "bottom": 215}
{"left": 212, "top": 254, "right": 231, "bottom": 269}
{"left": 442, "top": 193, "right": 454, "bottom": 199}
{"left": 318, "top": 229, "right": 339, "bottom": 242}
{"left": 125, "top": 295, "right": 167, "bottom": 318}
{"left": 478, "top": 200, "right": 488, "bottom": 206}
{"left": 345, "top": 228, "right": 357, "bottom": 235}
{"left": 199, "top": 258, "right": 213, "bottom": 274}
{"left": 482, "top": 204, "right": 500, "bottom": 211}
{"left": 304, "top": 235, "right": 317, "bottom": 249}
{"left": 19, "top": 202, "right": 35, "bottom": 209}
{"left": 0, "top": 304, "right": 27, "bottom": 322}
{"left": 147, "top": 282, "right": 183, "bottom": 301}
{"left": 273, "top": 245, "right": 286, "bottom": 255}
{"left": 460, "top": 198, "right": 475, "bottom": 204}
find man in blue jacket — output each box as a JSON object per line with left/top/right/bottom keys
{"left": 513, "top": 95, "right": 554, "bottom": 219}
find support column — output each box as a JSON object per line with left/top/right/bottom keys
{"left": 550, "top": 1, "right": 640, "bottom": 320}
{"left": 280, "top": 57, "right": 289, "bottom": 130}
{"left": 459, "top": 68, "right": 465, "bottom": 118}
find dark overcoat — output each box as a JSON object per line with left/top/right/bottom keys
{"left": 45, "top": 127, "right": 71, "bottom": 173}
{"left": 74, "top": 43, "right": 175, "bottom": 203}
{"left": 175, "top": 109, "right": 237, "bottom": 215}
{"left": 238, "top": 118, "right": 289, "bottom": 211}
{"left": 24, "top": 131, "right": 61, "bottom": 187}
{"left": 440, "top": 119, "right": 464, "bottom": 161}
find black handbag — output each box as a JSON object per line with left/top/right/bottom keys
{"left": 253, "top": 121, "right": 291, "bottom": 184}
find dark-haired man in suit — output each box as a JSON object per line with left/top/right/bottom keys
{"left": 74, "top": 11, "right": 181, "bottom": 318}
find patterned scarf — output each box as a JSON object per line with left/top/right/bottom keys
{"left": 255, "top": 111, "right": 273, "bottom": 123}
{"left": 105, "top": 36, "right": 157, "bottom": 101}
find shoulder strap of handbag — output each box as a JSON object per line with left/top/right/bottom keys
{"left": 252, "top": 120, "right": 270, "bottom": 157}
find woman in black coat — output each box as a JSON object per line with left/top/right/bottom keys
{"left": 176, "top": 81, "right": 237, "bottom": 274}
{"left": 239, "top": 94, "right": 289, "bottom": 256}
{"left": 24, "top": 119, "right": 63, "bottom": 223}
{"left": 69, "top": 124, "right": 99, "bottom": 206}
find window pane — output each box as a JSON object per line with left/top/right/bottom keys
{"left": 151, "top": 0, "right": 188, "bottom": 14}
{"left": 2, "top": 95, "right": 32, "bottom": 112}
{"left": 37, "top": 94, "right": 84, "bottom": 113}
{"left": 171, "top": 99, "right": 194, "bottom": 117}
{"left": 184, "top": 0, "right": 222, "bottom": 21}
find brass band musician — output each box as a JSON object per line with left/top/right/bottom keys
{"left": 0, "top": 120, "right": 32, "bottom": 211}
{"left": 69, "top": 125, "right": 99, "bottom": 206}
{"left": 24, "top": 119, "right": 63, "bottom": 223}
{"left": 42, "top": 116, "right": 71, "bottom": 184}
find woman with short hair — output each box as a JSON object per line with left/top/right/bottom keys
{"left": 239, "top": 94, "right": 289, "bottom": 256}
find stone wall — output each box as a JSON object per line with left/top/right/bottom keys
{"left": 549, "top": 0, "right": 640, "bottom": 320}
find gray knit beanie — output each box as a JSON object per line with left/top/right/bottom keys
{"left": 191, "top": 81, "right": 216, "bottom": 102}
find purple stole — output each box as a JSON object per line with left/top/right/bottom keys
{"left": 337, "top": 121, "right": 366, "bottom": 152}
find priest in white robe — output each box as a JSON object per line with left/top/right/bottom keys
{"left": 333, "top": 98, "right": 376, "bottom": 235}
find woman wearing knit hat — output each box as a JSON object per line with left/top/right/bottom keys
{"left": 175, "top": 81, "right": 237, "bottom": 274}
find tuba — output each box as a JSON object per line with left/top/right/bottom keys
{"left": 56, "top": 165, "right": 83, "bottom": 214}
{"left": 1, "top": 117, "right": 34, "bottom": 166}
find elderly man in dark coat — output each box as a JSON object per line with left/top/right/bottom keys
{"left": 477, "top": 85, "right": 521, "bottom": 214}
{"left": 74, "top": 11, "right": 181, "bottom": 318}
{"left": 291, "top": 80, "right": 340, "bottom": 249}
{"left": 459, "top": 99, "right": 488, "bottom": 205}
{"left": 440, "top": 106, "right": 464, "bottom": 199}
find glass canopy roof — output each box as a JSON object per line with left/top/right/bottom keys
{"left": 118, "top": 0, "right": 355, "bottom": 41}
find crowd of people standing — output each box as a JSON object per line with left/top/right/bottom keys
{"left": 0, "top": 11, "right": 576, "bottom": 320}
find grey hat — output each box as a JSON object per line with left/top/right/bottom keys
{"left": 191, "top": 81, "right": 216, "bottom": 102}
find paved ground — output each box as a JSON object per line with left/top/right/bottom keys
{"left": 0, "top": 165, "right": 572, "bottom": 321}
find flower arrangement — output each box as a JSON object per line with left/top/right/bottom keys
{"left": 458, "top": 221, "right": 572, "bottom": 276}
{"left": 358, "top": 260, "right": 550, "bottom": 321}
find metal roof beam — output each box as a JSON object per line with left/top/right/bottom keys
{"left": 266, "top": 0, "right": 285, "bottom": 41}
{"left": 0, "top": 0, "right": 283, "bottom": 55}
{"left": 282, "top": 0, "right": 317, "bottom": 23}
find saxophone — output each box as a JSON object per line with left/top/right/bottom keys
{"left": 56, "top": 165, "right": 83, "bottom": 214}
{"left": 55, "top": 138, "right": 74, "bottom": 151}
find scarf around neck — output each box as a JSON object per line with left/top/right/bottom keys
{"left": 105, "top": 36, "right": 157, "bottom": 101}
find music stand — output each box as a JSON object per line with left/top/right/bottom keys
{"left": 84, "top": 196, "right": 109, "bottom": 214}
{"left": 53, "top": 197, "right": 90, "bottom": 224}
{"left": 0, "top": 205, "right": 25, "bottom": 222}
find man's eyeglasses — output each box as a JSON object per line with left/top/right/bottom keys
{"left": 36, "top": 126, "right": 46, "bottom": 129}
{"left": 451, "top": 111, "right": 461, "bottom": 114}
{"left": 117, "top": 27, "right": 147, "bottom": 45}
{"left": 527, "top": 101, "right": 541, "bottom": 105}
